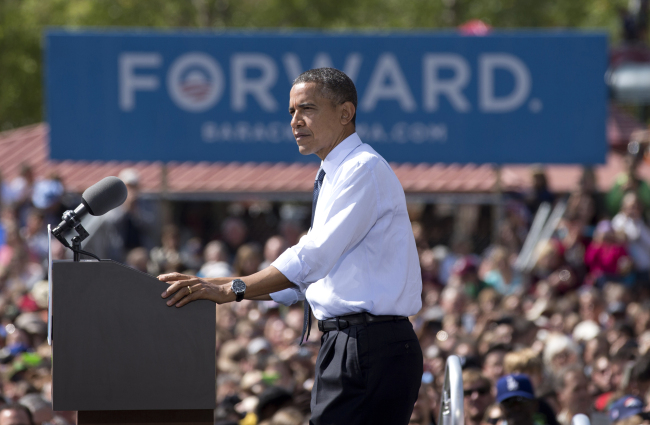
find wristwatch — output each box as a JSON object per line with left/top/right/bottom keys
{"left": 231, "top": 279, "right": 246, "bottom": 302}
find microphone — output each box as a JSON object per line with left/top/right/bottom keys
{"left": 52, "top": 176, "right": 128, "bottom": 237}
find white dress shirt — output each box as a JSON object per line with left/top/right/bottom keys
{"left": 270, "top": 133, "right": 422, "bottom": 320}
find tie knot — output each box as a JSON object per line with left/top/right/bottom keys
{"left": 316, "top": 168, "right": 326, "bottom": 184}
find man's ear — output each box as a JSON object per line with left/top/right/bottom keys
{"left": 340, "top": 101, "right": 356, "bottom": 126}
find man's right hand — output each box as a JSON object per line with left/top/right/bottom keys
{"left": 158, "top": 272, "right": 235, "bottom": 307}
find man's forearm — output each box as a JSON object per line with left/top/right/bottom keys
{"left": 203, "top": 266, "right": 294, "bottom": 302}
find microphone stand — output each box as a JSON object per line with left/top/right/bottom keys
{"left": 51, "top": 210, "right": 100, "bottom": 262}
{"left": 71, "top": 235, "right": 83, "bottom": 262}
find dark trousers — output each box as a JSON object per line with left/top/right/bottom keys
{"left": 310, "top": 319, "right": 423, "bottom": 425}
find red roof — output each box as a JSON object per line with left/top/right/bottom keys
{"left": 608, "top": 104, "right": 646, "bottom": 150}
{"left": 0, "top": 123, "right": 646, "bottom": 198}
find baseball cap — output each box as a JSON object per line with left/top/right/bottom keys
{"left": 610, "top": 395, "right": 644, "bottom": 422}
{"left": 496, "top": 374, "right": 535, "bottom": 403}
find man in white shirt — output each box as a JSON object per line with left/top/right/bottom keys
{"left": 160, "top": 68, "right": 423, "bottom": 424}
{"left": 612, "top": 192, "right": 650, "bottom": 274}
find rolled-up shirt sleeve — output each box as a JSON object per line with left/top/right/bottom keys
{"left": 269, "top": 286, "right": 305, "bottom": 306}
{"left": 271, "top": 163, "right": 380, "bottom": 292}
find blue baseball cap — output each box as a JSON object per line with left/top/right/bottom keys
{"left": 610, "top": 395, "right": 644, "bottom": 422}
{"left": 496, "top": 374, "right": 535, "bottom": 403}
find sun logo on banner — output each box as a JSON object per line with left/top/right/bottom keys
{"left": 167, "top": 52, "right": 224, "bottom": 112}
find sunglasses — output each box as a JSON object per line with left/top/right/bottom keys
{"left": 464, "top": 386, "right": 491, "bottom": 397}
{"left": 486, "top": 418, "right": 501, "bottom": 425}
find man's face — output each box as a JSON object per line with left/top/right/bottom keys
{"left": 499, "top": 397, "right": 536, "bottom": 425}
{"left": 611, "top": 361, "right": 626, "bottom": 390}
{"left": 483, "top": 351, "right": 506, "bottom": 383}
{"left": 289, "top": 82, "right": 347, "bottom": 160}
{"left": 0, "top": 410, "right": 30, "bottom": 425}
{"left": 592, "top": 357, "right": 613, "bottom": 393}
{"left": 559, "top": 371, "right": 590, "bottom": 413}
{"left": 463, "top": 380, "right": 493, "bottom": 422}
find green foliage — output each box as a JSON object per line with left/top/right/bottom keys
{"left": 0, "top": 0, "right": 630, "bottom": 130}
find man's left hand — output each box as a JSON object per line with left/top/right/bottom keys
{"left": 159, "top": 272, "right": 234, "bottom": 307}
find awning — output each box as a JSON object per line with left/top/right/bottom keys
{"left": 0, "top": 122, "right": 645, "bottom": 201}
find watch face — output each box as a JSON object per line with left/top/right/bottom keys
{"left": 232, "top": 279, "right": 246, "bottom": 293}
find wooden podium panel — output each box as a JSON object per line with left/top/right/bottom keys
{"left": 52, "top": 260, "right": 216, "bottom": 412}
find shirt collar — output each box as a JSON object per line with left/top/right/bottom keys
{"left": 321, "top": 132, "right": 362, "bottom": 177}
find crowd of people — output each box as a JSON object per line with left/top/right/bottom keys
{"left": 1, "top": 152, "right": 650, "bottom": 425}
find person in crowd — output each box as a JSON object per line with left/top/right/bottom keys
{"left": 481, "top": 404, "right": 505, "bottom": 425}
{"left": 463, "top": 369, "right": 494, "bottom": 425}
{"left": 525, "top": 166, "right": 555, "bottom": 216}
{"left": 543, "top": 333, "right": 580, "bottom": 379}
{"left": 572, "top": 166, "right": 606, "bottom": 232}
{"left": 533, "top": 239, "right": 579, "bottom": 294}
{"left": 409, "top": 378, "right": 435, "bottom": 425}
{"left": 198, "top": 240, "right": 232, "bottom": 278}
{"left": 555, "top": 365, "right": 595, "bottom": 425}
{"left": 125, "top": 247, "right": 150, "bottom": 274}
{"left": 627, "top": 354, "right": 650, "bottom": 399}
{"left": 18, "top": 394, "right": 54, "bottom": 425}
{"left": 20, "top": 210, "right": 48, "bottom": 267}
{"left": 149, "top": 224, "right": 185, "bottom": 274}
{"left": 483, "top": 246, "right": 524, "bottom": 296}
{"left": 579, "top": 287, "right": 606, "bottom": 322}
{"left": 0, "top": 221, "right": 44, "bottom": 291}
{"left": 609, "top": 395, "right": 649, "bottom": 425}
{"left": 584, "top": 219, "right": 632, "bottom": 286}
{"left": 221, "top": 217, "right": 248, "bottom": 256}
{"left": 232, "top": 243, "right": 263, "bottom": 277}
{"left": 556, "top": 214, "right": 588, "bottom": 275}
{"left": 607, "top": 147, "right": 650, "bottom": 218}
{"left": 482, "top": 344, "right": 510, "bottom": 386}
{"left": 591, "top": 355, "right": 615, "bottom": 398}
{"left": 496, "top": 374, "right": 558, "bottom": 425}
{"left": 612, "top": 192, "right": 650, "bottom": 282}
{"left": 260, "top": 236, "right": 289, "bottom": 270}
{"left": 0, "top": 404, "right": 33, "bottom": 425}
{"left": 115, "top": 168, "right": 158, "bottom": 252}
{"left": 453, "top": 256, "right": 487, "bottom": 300}
{"left": 30, "top": 173, "right": 65, "bottom": 228}
{"left": 503, "top": 348, "right": 543, "bottom": 393}
{"left": 4, "top": 164, "right": 35, "bottom": 227}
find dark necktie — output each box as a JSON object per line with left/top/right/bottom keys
{"left": 300, "top": 167, "right": 326, "bottom": 345}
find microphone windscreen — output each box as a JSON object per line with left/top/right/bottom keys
{"left": 82, "top": 176, "right": 128, "bottom": 216}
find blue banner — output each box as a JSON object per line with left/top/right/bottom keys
{"left": 45, "top": 30, "right": 608, "bottom": 164}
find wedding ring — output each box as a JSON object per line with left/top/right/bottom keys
{"left": 187, "top": 285, "right": 192, "bottom": 294}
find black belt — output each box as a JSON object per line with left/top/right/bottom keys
{"left": 318, "top": 313, "right": 408, "bottom": 332}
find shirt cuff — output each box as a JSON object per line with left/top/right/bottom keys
{"left": 269, "top": 287, "right": 305, "bottom": 306}
{"left": 271, "top": 248, "right": 310, "bottom": 292}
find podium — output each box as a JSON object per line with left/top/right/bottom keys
{"left": 51, "top": 260, "right": 216, "bottom": 424}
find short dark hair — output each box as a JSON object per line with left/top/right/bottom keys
{"left": 631, "top": 353, "right": 650, "bottom": 383}
{"left": 293, "top": 68, "right": 357, "bottom": 125}
{"left": 0, "top": 403, "right": 34, "bottom": 425}
{"left": 484, "top": 343, "right": 512, "bottom": 360}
